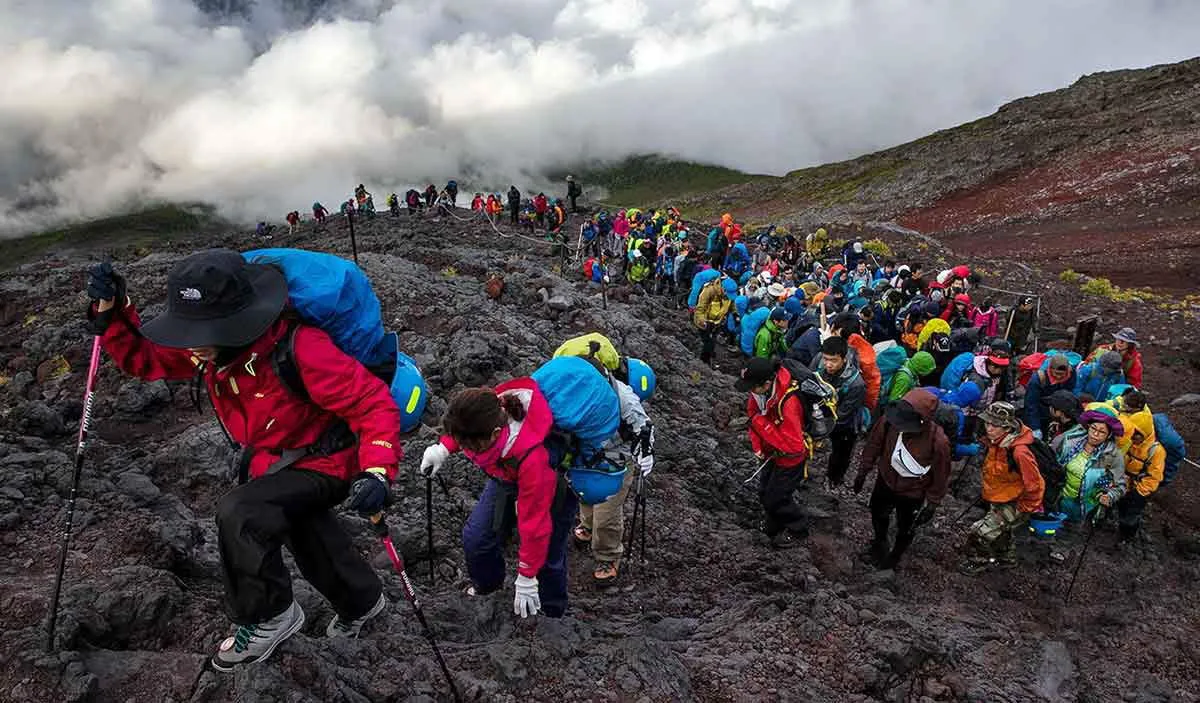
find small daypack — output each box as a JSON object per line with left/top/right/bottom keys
{"left": 1007, "top": 437, "right": 1065, "bottom": 507}
{"left": 1154, "top": 413, "right": 1187, "bottom": 485}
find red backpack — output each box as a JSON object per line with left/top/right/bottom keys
{"left": 1017, "top": 352, "right": 1047, "bottom": 387}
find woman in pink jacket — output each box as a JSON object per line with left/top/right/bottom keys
{"left": 418, "top": 382, "right": 576, "bottom": 618}
{"left": 972, "top": 298, "right": 999, "bottom": 337}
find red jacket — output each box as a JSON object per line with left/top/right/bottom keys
{"left": 440, "top": 378, "right": 558, "bottom": 578}
{"left": 1087, "top": 343, "right": 1144, "bottom": 388}
{"left": 746, "top": 365, "right": 809, "bottom": 469}
{"left": 101, "top": 305, "right": 402, "bottom": 482}
{"left": 534, "top": 196, "right": 548, "bottom": 214}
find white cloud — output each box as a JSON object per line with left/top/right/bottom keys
{"left": 0, "top": 0, "right": 1197, "bottom": 233}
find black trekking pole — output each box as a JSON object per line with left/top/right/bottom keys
{"left": 371, "top": 514, "right": 462, "bottom": 702}
{"left": 347, "top": 209, "right": 359, "bottom": 265}
{"left": 46, "top": 336, "right": 102, "bottom": 652}
{"left": 637, "top": 473, "right": 647, "bottom": 566}
{"left": 425, "top": 478, "right": 435, "bottom": 585}
{"left": 952, "top": 499, "right": 982, "bottom": 525}
{"left": 600, "top": 250, "right": 608, "bottom": 310}
{"left": 1064, "top": 511, "right": 1102, "bottom": 604}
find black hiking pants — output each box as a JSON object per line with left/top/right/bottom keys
{"left": 869, "top": 479, "right": 922, "bottom": 560}
{"left": 758, "top": 460, "right": 809, "bottom": 537}
{"left": 216, "top": 469, "right": 382, "bottom": 625}
{"left": 510, "top": 203, "right": 519, "bottom": 224}
{"left": 699, "top": 324, "right": 716, "bottom": 365}
{"left": 827, "top": 426, "right": 858, "bottom": 487}
{"left": 1117, "top": 490, "right": 1147, "bottom": 540}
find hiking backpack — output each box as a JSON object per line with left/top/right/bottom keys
{"left": 1007, "top": 437, "right": 1065, "bottom": 508}
{"left": 940, "top": 352, "right": 976, "bottom": 392}
{"left": 554, "top": 333, "right": 626, "bottom": 381}
{"left": 948, "top": 327, "right": 982, "bottom": 355}
{"left": 739, "top": 307, "right": 772, "bottom": 356}
{"left": 1154, "top": 413, "right": 1187, "bottom": 485}
{"left": 529, "top": 356, "right": 625, "bottom": 504}
{"left": 874, "top": 342, "right": 909, "bottom": 398}
{"left": 242, "top": 249, "right": 428, "bottom": 433}
{"left": 779, "top": 359, "right": 839, "bottom": 439}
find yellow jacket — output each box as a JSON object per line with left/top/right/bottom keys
{"left": 1124, "top": 410, "right": 1165, "bottom": 496}
{"left": 693, "top": 280, "right": 731, "bottom": 328}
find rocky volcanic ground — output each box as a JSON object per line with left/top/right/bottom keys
{"left": 2, "top": 208, "right": 1200, "bottom": 703}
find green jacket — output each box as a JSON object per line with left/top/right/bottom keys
{"left": 754, "top": 319, "right": 788, "bottom": 359}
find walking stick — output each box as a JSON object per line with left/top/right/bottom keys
{"left": 1064, "top": 513, "right": 1100, "bottom": 604}
{"left": 600, "top": 250, "right": 608, "bottom": 310}
{"left": 46, "top": 336, "right": 102, "bottom": 652}
{"left": 741, "top": 457, "right": 772, "bottom": 489}
{"left": 425, "top": 478, "right": 435, "bottom": 585}
{"left": 371, "top": 514, "right": 462, "bottom": 703}
{"left": 626, "top": 472, "right": 641, "bottom": 572}
{"left": 952, "top": 499, "right": 982, "bottom": 525}
{"left": 638, "top": 473, "right": 647, "bottom": 566}
{"left": 347, "top": 209, "right": 359, "bottom": 265}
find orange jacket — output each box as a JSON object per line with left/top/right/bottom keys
{"left": 847, "top": 334, "right": 880, "bottom": 411}
{"left": 981, "top": 425, "right": 1044, "bottom": 512}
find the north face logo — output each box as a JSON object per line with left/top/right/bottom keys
{"left": 179, "top": 287, "right": 202, "bottom": 301}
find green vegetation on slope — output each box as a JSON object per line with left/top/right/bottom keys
{"left": 6, "top": 205, "right": 214, "bottom": 270}
{"left": 575, "top": 155, "right": 770, "bottom": 209}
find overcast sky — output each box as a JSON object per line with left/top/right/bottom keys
{"left": 2, "top": 0, "right": 1197, "bottom": 233}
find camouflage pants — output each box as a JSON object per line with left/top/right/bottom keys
{"left": 965, "top": 502, "right": 1028, "bottom": 559}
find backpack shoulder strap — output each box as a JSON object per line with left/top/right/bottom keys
{"left": 271, "top": 323, "right": 309, "bottom": 401}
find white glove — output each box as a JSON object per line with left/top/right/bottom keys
{"left": 513, "top": 575, "right": 540, "bottom": 618}
{"left": 1032, "top": 429, "right": 1043, "bottom": 441}
{"left": 419, "top": 443, "right": 450, "bottom": 478}
{"left": 637, "top": 453, "right": 654, "bottom": 477}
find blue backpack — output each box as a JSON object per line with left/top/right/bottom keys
{"left": 740, "top": 307, "right": 772, "bottom": 356}
{"left": 1154, "top": 413, "right": 1187, "bottom": 485}
{"left": 688, "top": 268, "right": 721, "bottom": 308}
{"left": 530, "top": 357, "right": 625, "bottom": 504}
{"left": 243, "top": 248, "right": 428, "bottom": 432}
{"left": 940, "top": 352, "right": 976, "bottom": 391}
{"left": 875, "top": 345, "right": 909, "bottom": 397}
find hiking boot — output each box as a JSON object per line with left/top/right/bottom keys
{"left": 995, "top": 553, "right": 1018, "bottom": 570}
{"left": 211, "top": 601, "right": 305, "bottom": 672}
{"left": 771, "top": 531, "right": 800, "bottom": 549}
{"left": 957, "top": 557, "right": 993, "bottom": 576}
{"left": 858, "top": 540, "right": 888, "bottom": 567}
{"left": 326, "top": 593, "right": 387, "bottom": 638}
{"left": 593, "top": 561, "right": 620, "bottom": 583}
{"left": 573, "top": 525, "right": 593, "bottom": 548}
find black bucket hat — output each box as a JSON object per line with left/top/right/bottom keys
{"left": 140, "top": 249, "right": 288, "bottom": 349}
{"left": 885, "top": 400, "right": 925, "bottom": 433}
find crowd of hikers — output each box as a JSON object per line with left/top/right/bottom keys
{"left": 66, "top": 180, "right": 1186, "bottom": 691}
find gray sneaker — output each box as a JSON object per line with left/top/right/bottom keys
{"left": 211, "top": 601, "right": 305, "bottom": 672}
{"left": 326, "top": 593, "right": 387, "bottom": 638}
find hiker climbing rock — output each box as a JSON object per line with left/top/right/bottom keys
{"left": 1049, "top": 410, "right": 1125, "bottom": 523}
{"left": 566, "top": 175, "right": 582, "bottom": 213}
{"left": 86, "top": 251, "right": 402, "bottom": 671}
{"left": 815, "top": 336, "right": 867, "bottom": 492}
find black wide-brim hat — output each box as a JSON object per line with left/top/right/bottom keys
{"left": 885, "top": 400, "right": 925, "bottom": 433}
{"left": 140, "top": 248, "right": 288, "bottom": 349}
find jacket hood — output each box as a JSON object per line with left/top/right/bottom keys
{"left": 972, "top": 355, "right": 990, "bottom": 376}
{"left": 1126, "top": 408, "right": 1156, "bottom": 443}
{"left": 916, "top": 319, "right": 950, "bottom": 349}
{"left": 903, "top": 388, "right": 939, "bottom": 419}
{"left": 908, "top": 351, "right": 936, "bottom": 376}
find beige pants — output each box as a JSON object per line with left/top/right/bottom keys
{"left": 578, "top": 470, "right": 636, "bottom": 564}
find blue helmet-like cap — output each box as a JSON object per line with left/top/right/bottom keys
{"left": 627, "top": 358, "right": 656, "bottom": 401}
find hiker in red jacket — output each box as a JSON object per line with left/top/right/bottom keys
{"left": 737, "top": 358, "right": 811, "bottom": 549}
{"left": 1085, "top": 327, "right": 1144, "bottom": 388}
{"left": 85, "top": 250, "right": 401, "bottom": 672}
{"left": 533, "top": 193, "right": 549, "bottom": 227}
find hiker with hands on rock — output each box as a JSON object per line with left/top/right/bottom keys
{"left": 852, "top": 389, "right": 952, "bottom": 570}
{"left": 86, "top": 251, "right": 402, "bottom": 672}
{"left": 419, "top": 385, "right": 579, "bottom": 619}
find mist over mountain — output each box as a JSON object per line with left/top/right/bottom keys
{"left": 2, "top": 0, "right": 1198, "bottom": 233}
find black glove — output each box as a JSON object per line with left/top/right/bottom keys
{"left": 632, "top": 423, "right": 655, "bottom": 459}
{"left": 87, "top": 262, "right": 126, "bottom": 303}
{"left": 915, "top": 504, "right": 937, "bottom": 527}
{"left": 852, "top": 474, "right": 867, "bottom": 494}
{"left": 346, "top": 471, "right": 390, "bottom": 515}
